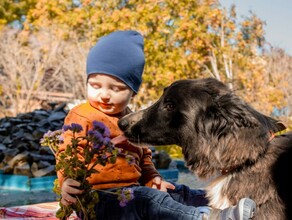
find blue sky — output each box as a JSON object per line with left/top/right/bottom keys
{"left": 219, "top": 0, "right": 292, "bottom": 55}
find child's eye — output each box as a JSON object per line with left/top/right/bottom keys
{"left": 111, "top": 85, "right": 128, "bottom": 92}
{"left": 89, "top": 82, "right": 100, "bottom": 89}
{"left": 111, "top": 86, "right": 121, "bottom": 92}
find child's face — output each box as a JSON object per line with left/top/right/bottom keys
{"left": 87, "top": 73, "right": 135, "bottom": 116}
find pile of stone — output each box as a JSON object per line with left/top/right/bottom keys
{"left": 0, "top": 103, "right": 68, "bottom": 177}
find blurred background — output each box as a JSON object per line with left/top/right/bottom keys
{"left": 0, "top": 1, "right": 291, "bottom": 205}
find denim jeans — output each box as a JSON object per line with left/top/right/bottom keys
{"left": 92, "top": 183, "right": 210, "bottom": 220}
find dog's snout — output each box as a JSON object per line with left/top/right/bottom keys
{"left": 118, "top": 110, "right": 144, "bottom": 131}
{"left": 118, "top": 118, "right": 129, "bottom": 131}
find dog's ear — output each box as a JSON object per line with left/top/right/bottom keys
{"left": 217, "top": 93, "right": 259, "bottom": 126}
{"left": 274, "top": 121, "right": 287, "bottom": 132}
{"left": 201, "top": 92, "right": 261, "bottom": 137}
{"left": 206, "top": 91, "right": 284, "bottom": 135}
{"left": 194, "top": 78, "right": 257, "bottom": 128}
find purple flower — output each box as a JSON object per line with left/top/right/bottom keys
{"left": 39, "top": 137, "right": 45, "bottom": 144}
{"left": 103, "top": 127, "right": 110, "bottom": 137}
{"left": 40, "top": 120, "right": 120, "bottom": 219}
{"left": 62, "top": 123, "right": 83, "bottom": 133}
{"left": 126, "top": 155, "right": 136, "bottom": 165}
{"left": 103, "top": 137, "right": 111, "bottom": 146}
{"left": 42, "top": 130, "right": 54, "bottom": 139}
{"left": 92, "top": 121, "right": 106, "bottom": 130}
{"left": 40, "top": 130, "right": 63, "bottom": 145}
{"left": 101, "top": 153, "right": 107, "bottom": 160}
{"left": 62, "top": 125, "right": 71, "bottom": 131}
{"left": 118, "top": 188, "right": 134, "bottom": 207}
{"left": 57, "top": 135, "right": 64, "bottom": 143}
{"left": 92, "top": 121, "right": 110, "bottom": 137}
{"left": 87, "top": 130, "right": 104, "bottom": 149}
{"left": 71, "top": 123, "right": 83, "bottom": 132}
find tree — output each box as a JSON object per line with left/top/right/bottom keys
{"left": 263, "top": 47, "right": 292, "bottom": 130}
{"left": 0, "top": 28, "right": 88, "bottom": 116}
{"left": 204, "top": 5, "right": 285, "bottom": 114}
{"left": 0, "top": 0, "right": 37, "bottom": 28}
{"left": 0, "top": 0, "right": 290, "bottom": 119}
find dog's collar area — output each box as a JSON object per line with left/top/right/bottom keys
{"left": 220, "top": 165, "right": 239, "bottom": 175}
{"left": 268, "top": 131, "right": 275, "bottom": 142}
{"left": 219, "top": 159, "right": 256, "bottom": 175}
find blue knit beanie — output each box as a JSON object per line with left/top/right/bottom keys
{"left": 86, "top": 30, "right": 145, "bottom": 93}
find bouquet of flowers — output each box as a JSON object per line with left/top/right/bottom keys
{"left": 40, "top": 120, "right": 134, "bottom": 220}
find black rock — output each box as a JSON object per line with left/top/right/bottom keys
{"left": 0, "top": 103, "right": 68, "bottom": 177}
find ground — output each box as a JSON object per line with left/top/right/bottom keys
{"left": 0, "top": 171, "right": 206, "bottom": 207}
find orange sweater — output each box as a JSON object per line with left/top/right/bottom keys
{"left": 57, "top": 101, "right": 161, "bottom": 189}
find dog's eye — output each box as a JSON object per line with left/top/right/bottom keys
{"left": 165, "top": 102, "right": 174, "bottom": 111}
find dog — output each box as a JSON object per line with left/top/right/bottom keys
{"left": 118, "top": 77, "right": 292, "bottom": 220}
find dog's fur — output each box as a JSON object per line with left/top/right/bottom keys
{"left": 118, "top": 77, "right": 292, "bottom": 220}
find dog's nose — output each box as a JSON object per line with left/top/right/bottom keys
{"left": 118, "top": 118, "right": 129, "bottom": 130}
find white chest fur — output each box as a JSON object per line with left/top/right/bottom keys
{"left": 205, "top": 175, "right": 233, "bottom": 209}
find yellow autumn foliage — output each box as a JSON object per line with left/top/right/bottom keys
{"left": 0, "top": 0, "right": 290, "bottom": 118}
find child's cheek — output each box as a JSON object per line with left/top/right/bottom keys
{"left": 87, "top": 86, "right": 99, "bottom": 102}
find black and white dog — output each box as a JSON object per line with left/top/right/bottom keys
{"left": 118, "top": 77, "right": 292, "bottom": 220}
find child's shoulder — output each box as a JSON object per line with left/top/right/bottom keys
{"left": 70, "top": 101, "right": 100, "bottom": 113}
{"left": 70, "top": 101, "right": 90, "bottom": 111}
{"left": 68, "top": 102, "right": 108, "bottom": 120}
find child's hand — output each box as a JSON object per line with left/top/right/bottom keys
{"left": 151, "top": 176, "right": 175, "bottom": 192}
{"left": 61, "top": 178, "right": 83, "bottom": 206}
{"left": 111, "top": 134, "right": 127, "bottom": 145}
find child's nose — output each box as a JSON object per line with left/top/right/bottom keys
{"left": 100, "top": 89, "right": 110, "bottom": 99}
